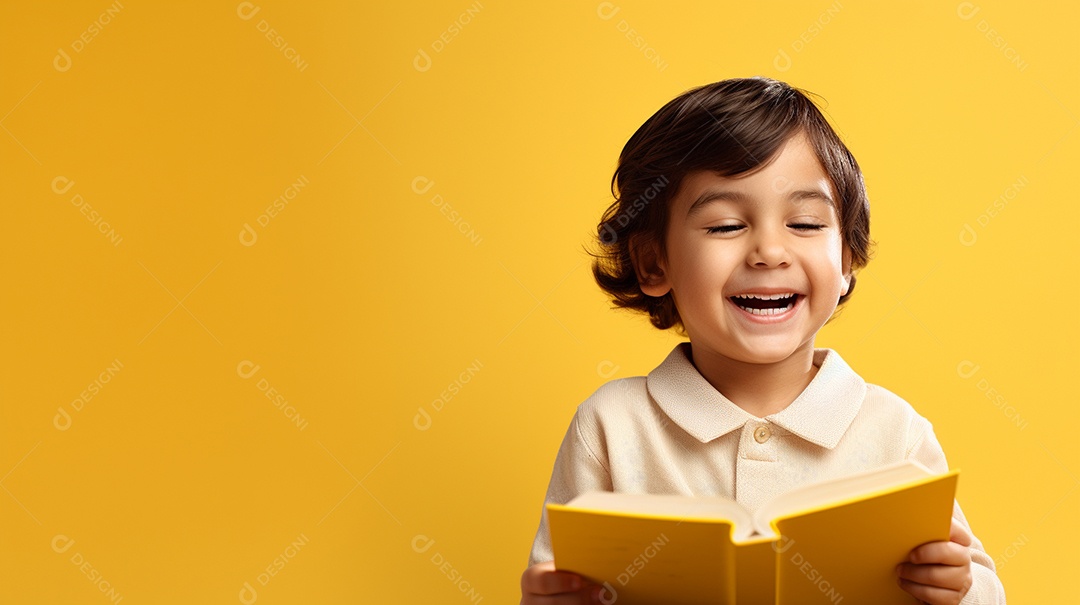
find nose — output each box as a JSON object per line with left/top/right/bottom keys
{"left": 747, "top": 225, "right": 791, "bottom": 268}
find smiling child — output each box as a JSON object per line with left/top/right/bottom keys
{"left": 520, "top": 77, "right": 1006, "bottom": 604}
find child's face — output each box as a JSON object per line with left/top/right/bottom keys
{"left": 639, "top": 131, "right": 852, "bottom": 366}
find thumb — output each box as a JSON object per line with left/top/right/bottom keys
{"left": 950, "top": 518, "right": 973, "bottom": 548}
{"left": 522, "top": 561, "right": 590, "bottom": 595}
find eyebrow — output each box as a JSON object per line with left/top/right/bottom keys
{"left": 686, "top": 188, "right": 835, "bottom": 217}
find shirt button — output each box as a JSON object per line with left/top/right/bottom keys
{"left": 754, "top": 425, "right": 772, "bottom": 443}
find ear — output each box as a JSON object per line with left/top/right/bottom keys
{"left": 840, "top": 245, "right": 853, "bottom": 296}
{"left": 629, "top": 235, "right": 672, "bottom": 297}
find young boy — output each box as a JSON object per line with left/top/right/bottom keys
{"left": 521, "top": 77, "right": 1005, "bottom": 604}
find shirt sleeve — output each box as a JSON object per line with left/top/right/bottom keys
{"left": 527, "top": 407, "right": 613, "bottom": 568}
{"left": 907, "top": 420, "right": 1007, "bottom": 604}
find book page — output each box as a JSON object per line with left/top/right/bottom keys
{"left": 770, "top": 471, "right": 958, "bottom": 604}
{"left": 548, "top": 505, "right": 740, "bottom": 605}
{"left": 563, "top": 491, "right": 756, "bottom": 541}
{"left": 751, "top": 460, "right": 937, "bottom": 535}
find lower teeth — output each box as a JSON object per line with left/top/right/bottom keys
{"left": 737, "top": 303, "right": 794, "bottom": 315}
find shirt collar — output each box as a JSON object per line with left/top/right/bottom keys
{"left": 646, "top": 342, "right": 866, "bottom": 448}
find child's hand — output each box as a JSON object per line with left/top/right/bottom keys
{"left": 896, "top": 518, "right": 973, "bottom": 604}
{"left": 520, "top": 561, "right": 603, "bottom": 605}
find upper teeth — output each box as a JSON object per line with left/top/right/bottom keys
{"left": 732, "top": 293, "right": 796, "bottom": 300}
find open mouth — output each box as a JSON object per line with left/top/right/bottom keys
{"left": 729, "top": 293, "right": 801, "bottom": 316}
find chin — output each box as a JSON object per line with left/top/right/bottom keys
{"left": 741, "top": 352, "right": 798, "bottom": 365}
{"left": 726, "top": 342, "right": 806, "bottom": 365}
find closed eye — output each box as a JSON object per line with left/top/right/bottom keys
{"left": 790, "top": 223, "right": 826, "bottom": 231}
{"left": 705, "top": 225, "right": 743, "bottom": 234}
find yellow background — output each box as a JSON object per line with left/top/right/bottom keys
{"left": 1, "top": 1, "right": 1075, "bottom": 602}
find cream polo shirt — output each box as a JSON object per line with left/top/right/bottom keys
{"left": 528, "top": 343, "right": 1006, "bottom": 604}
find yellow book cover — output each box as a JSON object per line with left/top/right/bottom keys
{"left": 546, "top": 460, "right": 958, "bottom": 605}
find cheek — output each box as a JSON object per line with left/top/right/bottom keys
{"left": 667, "top": 245, "right": 723, "bottom": 297}
{"left": 681, "top": 246, "right": 731, "bottom": 281}
{"left": 801, "top": 238, "right": 846, "bottom": 288}
{"left": 665, "top": 239, "right": 700, "bottom": 277}
{"left": 819, "top": 234, "right": 846, "bottom": 268}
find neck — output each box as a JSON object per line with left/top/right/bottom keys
{"left": 688, "top": 344, "right": 820, "bottom": 418}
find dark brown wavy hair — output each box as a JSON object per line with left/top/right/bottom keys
{"left": 589, "top": 76, "right": 874, "bottom": 332}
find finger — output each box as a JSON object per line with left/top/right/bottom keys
{"left": 523, "top": 586, "right": 601, "bottom": 605}
{"left": 908, "top": 541, "right": 971, "bottom": 567}
{"left": 897, "top": 562, "right": 972, "bottom": 593}
{"left": 521, "top": 561, "right": 595, "bottom": 596}
{"left": 950, "top": 518, "right": 973, "bottom": 548}
{"left": 897, "top": 576, "right": 965, "bottom": 605}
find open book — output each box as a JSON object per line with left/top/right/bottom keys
{"left": 547, "top": 460, "right": 958, "bottom": 605}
